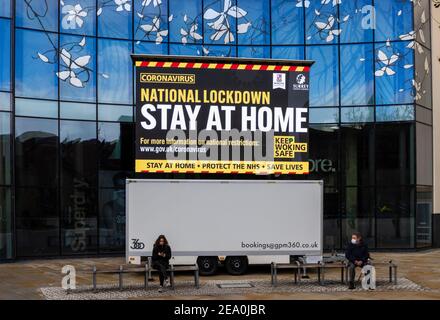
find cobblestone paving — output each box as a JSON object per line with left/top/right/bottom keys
{"left": 40, "top": 277, "right": 430, "bottom": 300}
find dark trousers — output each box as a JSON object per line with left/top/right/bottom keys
{"left": 348, "top": 262, "right": 365, "bottom": 283}
{"left": 152, "top": 261, "right": 168, "bottom": 286}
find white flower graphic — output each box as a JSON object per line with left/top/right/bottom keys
{"left": 181, "top": 23, "right": 203, "bottom": 44}
{"left": 140, "top": 16, "right": 169, "bottom": 44}
{"left": 315, "top": 15, "right": 341, "bottom": 42}
{"left": 62, "top": 4, "right": 87, "bottom": 29}
{"left": 142, "top": 0, "right": 162, "bottom": 7}
{"left": 57, "top": 48, "right": 91, "bottom": 88}
{"left": 115, "top": 0, "right": 131, "bottom": 12}
{"left": 203, "top": 0, "right": 249, "bottom": 44}
{"left": 375, "top": 50, "right": 399, "bottom": 77}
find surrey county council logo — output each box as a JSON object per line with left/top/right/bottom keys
{"left": 272, "top": 73, "right": 286, "bottom": 90}
{"left": 293, "top": 73, "right": 309, "bottom": 91}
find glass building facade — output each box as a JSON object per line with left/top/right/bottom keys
{"left": 0, "top": 0, "right": 434, "bottom": 259}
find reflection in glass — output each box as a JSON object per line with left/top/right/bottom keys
{"left": 16, "top": 187, "right": 60, "bottom": 257}
{"left": 376, "top": 186, "right": 415, "bottom": 248}
{"left": 308, "top": 125, "right": 339, "bottom": 187}
{"left": 342, "top": 187, "right": 375, "bottom": 248}
{"left": 15, "top": 98, "right": 58, "bottom": 118}
{"left": 60, "top": 120, "right": 97, "bottom": 255}
{"left": 60, "top": 120, "right": 97, "bottom": 188}
{"left": 416, "top": 186, "right": 432, "bottom": 248}
{"left": 99, "top": 188, "right": 125, "bottom": 252}
{"left": 0, "top": 112, "right": 11, "bottom": 185}
{"left": 15, "top": 117, "right": 58, "bottom": 187}
{"left": 0, "top": 187, "right": 12, "bottom": 259}
{"left": 60, "top": 102, "right": 96, "bottom": 121}
{"left": 341, "top": 107, "right": 374, "bottom": 123}
{"left": 309, "top": 108, "right": 339, "bottom": 124}
{"left": 341, "top": 125, "right": 374, "bottom": 187}
{"left": 376, "top": 123, "right": 414, "bottom": 186}
{"left": 98, "top": 122, "right": 134, "bottom": 188}
{"left": 0, "top": 19, "right": 10, "bottom": 91}
{"left": 376, "top": 105, "right": 414, "bottom": 122}
{"left": 98, "top": 104, "right": 133, "bottom": 122}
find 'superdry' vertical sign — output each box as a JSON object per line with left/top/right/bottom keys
{"left": 133, "top": 55, "right": 313, "bottom": 175}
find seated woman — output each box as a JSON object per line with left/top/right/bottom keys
{"left": 152, "top": 235, "right": 172, "bottom": 292}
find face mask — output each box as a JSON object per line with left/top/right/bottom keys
{"left": 351, "top": 239, "right": 357, "bottom": 244}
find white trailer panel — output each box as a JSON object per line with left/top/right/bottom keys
{"left": 126, "top": 179, "right": 323, "bottom": 262}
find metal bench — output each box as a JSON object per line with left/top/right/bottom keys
{"left": 271, "top": 261, "right": 325, "bottom": 287}
{"left": 147, "top": 264, "right": 200, "bottom": 289}
{"left": 271, "top": 261, "right": 353, "bottom": 287}
{"left": 74, "top": 263, "right": 199, "bottom": 292}
{"left": 344, "top": 260, "right": 398, "bottom": 285}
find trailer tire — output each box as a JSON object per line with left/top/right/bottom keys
{"left": 197, "top": 256, "right": 219, "bottom": 276}
{"left": 225, "top": 256, "right": 248, "bottom": 275}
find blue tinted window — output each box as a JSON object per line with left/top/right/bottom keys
{"left": 237, "top": 0, "right": 269, "bottom": 45}
{"left": 0, "top": 92, "right": 10, "bottom": 111}
{"left": 203, "top": 0, "right": 237, "bottom": 45}
{"left": 169, "top": 43, "right": 203, "bottom": 56}
{"left": 376, "top": 105, "right": 414, "bottom": 122}
{"left": 271, "top": 46, "right": 304, "bottom": 60}
{"left": 169, "top": 0, "right": 202, "bottom": 44}
{"left": 60, "top": 102, "right": 96, "bottom": 120}
{"left": 375, "top": 41, "right": 414, "bottom": 105}
{"left": 59, "top": 34, "right": 96, "bottom": 102}
{"left": 134, "top": 0, "right": 168, "bottom": 42}
{"left": 15, "top": 29, "right": 58, "bottom": 99}
{"left": 305, "top": 0, "right": 339, "bottom": 44}
{"left": 98, "top": 39, "right": 132, "bottom": 104}
{"left": 307, "top": 45, "right": 339, "bottom": 107}
{"left": 16, "top": 0, "right": 58, "bottom": 32}
{"left": 309, "top": 108, "right": 339, "bottom": 124}
{"left": 0, "top": 0, "right": 10, "bottom": 17}
{"left": 98, "top": 0, "right": 132, "bottom": 39}
{"left": 237, "top": 46, "right": 270, "bottom": 58}
{"left": 134, "top": 41, "right": 168, "bottom": 54}
{"left": 341, "top": 107, "right": 374, "bottom": 123}
{"left": 376, "top": 0, "right": 413, "bottom": 42}
{"left": 0, "top": 18, "right": 10, "bottom": 91}
{"left": 15, "top": 98, "right": 58, "bottom": 118}
{"left": 271, "top": 0, "right": 304, "bottom": 45}
{"left": 339, "top": 0, "right": 373, "bottom": 43}
{"left": 340, "top": 43, "right": 374, "bottom": 106}
{"left": 98, "top": 104, "right": 133, "bottom": 122}
{"left": 203, "top": 45, "right": 236, "bottom": 57}
{"left": 60, "top": 0, "right": 96, "bottom": 36}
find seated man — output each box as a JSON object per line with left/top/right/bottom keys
{"left": 345, "top": 232, "right": 370, "bottom": 289}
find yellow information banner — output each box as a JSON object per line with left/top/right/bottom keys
{"left": 136, "top": 160, "right": 309, "bottom": 175}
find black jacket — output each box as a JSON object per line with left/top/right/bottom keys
{"left": 345, "top": 242, "right": 370, "bottom": 264}
{"left": 152, "top": 244, "right": 172, "bottom": 265}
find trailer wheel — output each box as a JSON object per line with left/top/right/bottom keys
{"left": 197, "top": 256, "right": 219, "bottom": 276}
{"left": 225, "top": 256, "right": 248, "bottom": 275}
